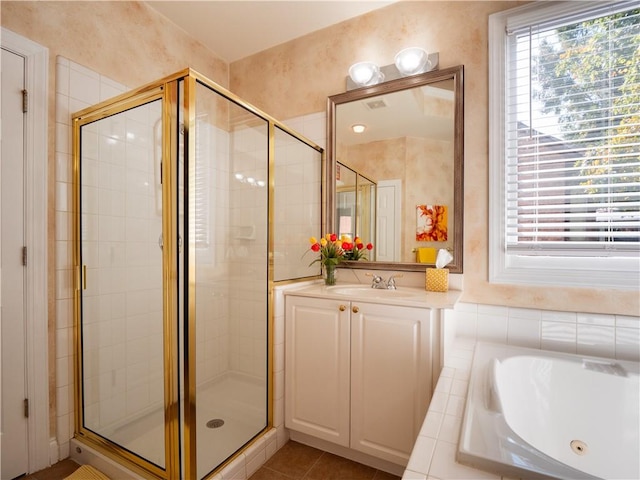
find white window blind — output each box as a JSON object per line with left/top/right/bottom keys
{"left": 505, "top": 1, "right": 640, "bottom": 256}
{"left": 192, "top": 115, "right": 211, "bottom": 249}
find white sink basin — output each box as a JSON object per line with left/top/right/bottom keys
{"left": 326, "top": 285, "right": 417, "bottom": 299}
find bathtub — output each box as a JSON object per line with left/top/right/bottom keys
{"left": 458, "top": 342, "right": 639, "bottom": 480}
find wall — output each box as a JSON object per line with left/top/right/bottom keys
{"left": 2, "top": 0, "right": 229, "bottom": 456}
{"left": 230, "top": 1, "right": 639, "bottom": 317}
{"left": 448, "top": 302, "right": 640, "bottom": 362}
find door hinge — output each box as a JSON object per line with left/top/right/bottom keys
{"left": 22, "top": 89, "right": 28, "bottom": 113}
{"left": 22, "top": 246, "right": 27, "bottom": 266}
{"left": 24, "top": 398, "right": 29, "bottom": 418}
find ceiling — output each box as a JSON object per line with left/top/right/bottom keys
{"left": 145, "top": 1, "right": 394, "bottom": 63}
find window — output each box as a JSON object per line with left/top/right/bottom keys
{"left": 489, "top": 1, "right": 640, "bottom": 289}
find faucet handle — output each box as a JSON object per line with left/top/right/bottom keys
{"left": 365, "top": 272, "right": 385, "bottom": 288}
{"left": 387, "top": 273, "right": 404, "bottom": 289}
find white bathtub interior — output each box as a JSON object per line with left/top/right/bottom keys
{"left": 458, "top": 342, "right": 640, "bottom": 480}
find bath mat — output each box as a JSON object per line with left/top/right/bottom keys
{"left": 64, "top": 464, "right": 111, "bottom": 480}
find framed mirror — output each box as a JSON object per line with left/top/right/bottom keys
{"left": 327, "top": 64, "right": 464, "bottom": 273}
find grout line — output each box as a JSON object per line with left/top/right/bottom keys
{"left": 256, "top": 465, "right": 297, "bottom": 479}
{"left": 301, "top": 450, "right": 325, "bottom": 479}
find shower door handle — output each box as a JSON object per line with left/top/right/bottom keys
{"left": 76, "top": 265, "right": 87, "bottom": 291}
{"left": 158, "top": 234, "right": 183, "bottom": 252}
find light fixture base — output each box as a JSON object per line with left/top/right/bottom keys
{"left": 346, "top": 52, "right": 439, "bottom": 91}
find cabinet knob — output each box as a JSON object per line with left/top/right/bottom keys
{"left": 339, "top": 305, "right": 346, "bottom": 311}
{"left": 352, "top": 306, "right": 359, "bottom": 313}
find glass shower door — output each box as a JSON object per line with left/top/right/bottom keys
{"left": 78, "top": 99, "right": 166, "bottom": 469}
{"left": 190, "top": 81, "right": 269, "bottom": 479}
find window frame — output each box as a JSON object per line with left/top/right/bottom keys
{"left": 488, "top": 1, "right": 640, "bottom": 290}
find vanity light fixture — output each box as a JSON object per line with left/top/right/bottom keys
{"left": 351, "top": 124, "right": 366, "bottom": 134}
{"left": 346, "top": 48, "right": 438, "bottom": 91}
{"left": 348, "top": 62, "right": 384, "bottom": 87}
{"left": 395, "top": 47, "right": 430, "bottom": 76}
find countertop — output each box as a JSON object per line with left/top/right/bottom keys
{"left": 283, "top": 282, "right": 462, "bottom": 309}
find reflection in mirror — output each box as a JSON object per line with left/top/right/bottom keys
{"left": 336, "top": 162, "right": 377, "bottom": 261}
{"left": 327, "top": 65, "right": 464, "bottom": 273}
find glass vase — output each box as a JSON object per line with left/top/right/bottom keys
{"left": 323, "top": 264, "right": 337, "bottom": 286}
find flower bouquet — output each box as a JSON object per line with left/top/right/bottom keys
{"left": 343, "top": 236, "right": 374, "bottom": 261}
{"left": 306, "top": 234, "right": 373, "bottom": 285}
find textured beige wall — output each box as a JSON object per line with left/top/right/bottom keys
{"left": 231, "top": 1, "right": 639, "bottom": 316}
{"left": 1, "top": 0, "right": 229, "bottom": 440}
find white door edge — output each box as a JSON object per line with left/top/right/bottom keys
{"left": 1, "top": 27, "right": 50, "bottom": 472}
{"left": 377, "top": 179, "right": 402, "bottom": 262}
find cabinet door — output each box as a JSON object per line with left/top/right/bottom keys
{"left": 285, "top": 295, "right": 350, "bottom": 446}
{"left": 350, "top": 302, "right": 433, "bottom": 465}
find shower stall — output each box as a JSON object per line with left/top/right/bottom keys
{"left": 72, "top": 69, "right": 323, "bottom": 479}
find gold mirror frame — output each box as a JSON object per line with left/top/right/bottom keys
{"left": 327, "top": 64, "right": 464, "bottom": 273}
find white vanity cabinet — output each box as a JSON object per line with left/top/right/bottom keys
{"left": 285, "top": 292, "right": 435, "bottom": 466}
{"left": 285, "top": 296, "right": 351, "bottom": 446}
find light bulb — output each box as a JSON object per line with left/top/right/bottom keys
{"left": 395, "top": 47, "right": 429, "bottom": 77}
{"left": 348, "top": 62, "right": 384, "bottom": 87}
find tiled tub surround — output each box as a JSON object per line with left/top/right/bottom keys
{"left": 402, "top": 304, "right": 639, "bottom": 480}
{"left": 402, "top": 338, "right": 482, "bottom": 480}
{"left": 450, "top": 302, "right": 640, "bottom": 363}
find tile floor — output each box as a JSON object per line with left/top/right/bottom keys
{"left": 18, "top": 441, "right": 401, "bottom": 480}
{"left": 249, "top": 441, "right": 401, "bottom": 480}
{"left": 21, "top": 459, "right": 80, "bottom": 480}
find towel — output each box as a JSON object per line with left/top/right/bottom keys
{"left": 416, "top": 247, "right": 436, "bottom": 263}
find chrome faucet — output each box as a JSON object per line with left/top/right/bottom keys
{"left": 386, "top": 273, "right": 403, "bottom": 290}
{"left": 368, "top": 274, "right": 387, "bottom": 289}
{"left": 366, "top": 273, "right": 403, "bottom": 289}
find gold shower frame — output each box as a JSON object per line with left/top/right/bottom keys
{"left": 72, "top": 68, "right": 324, "bottom": 479}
